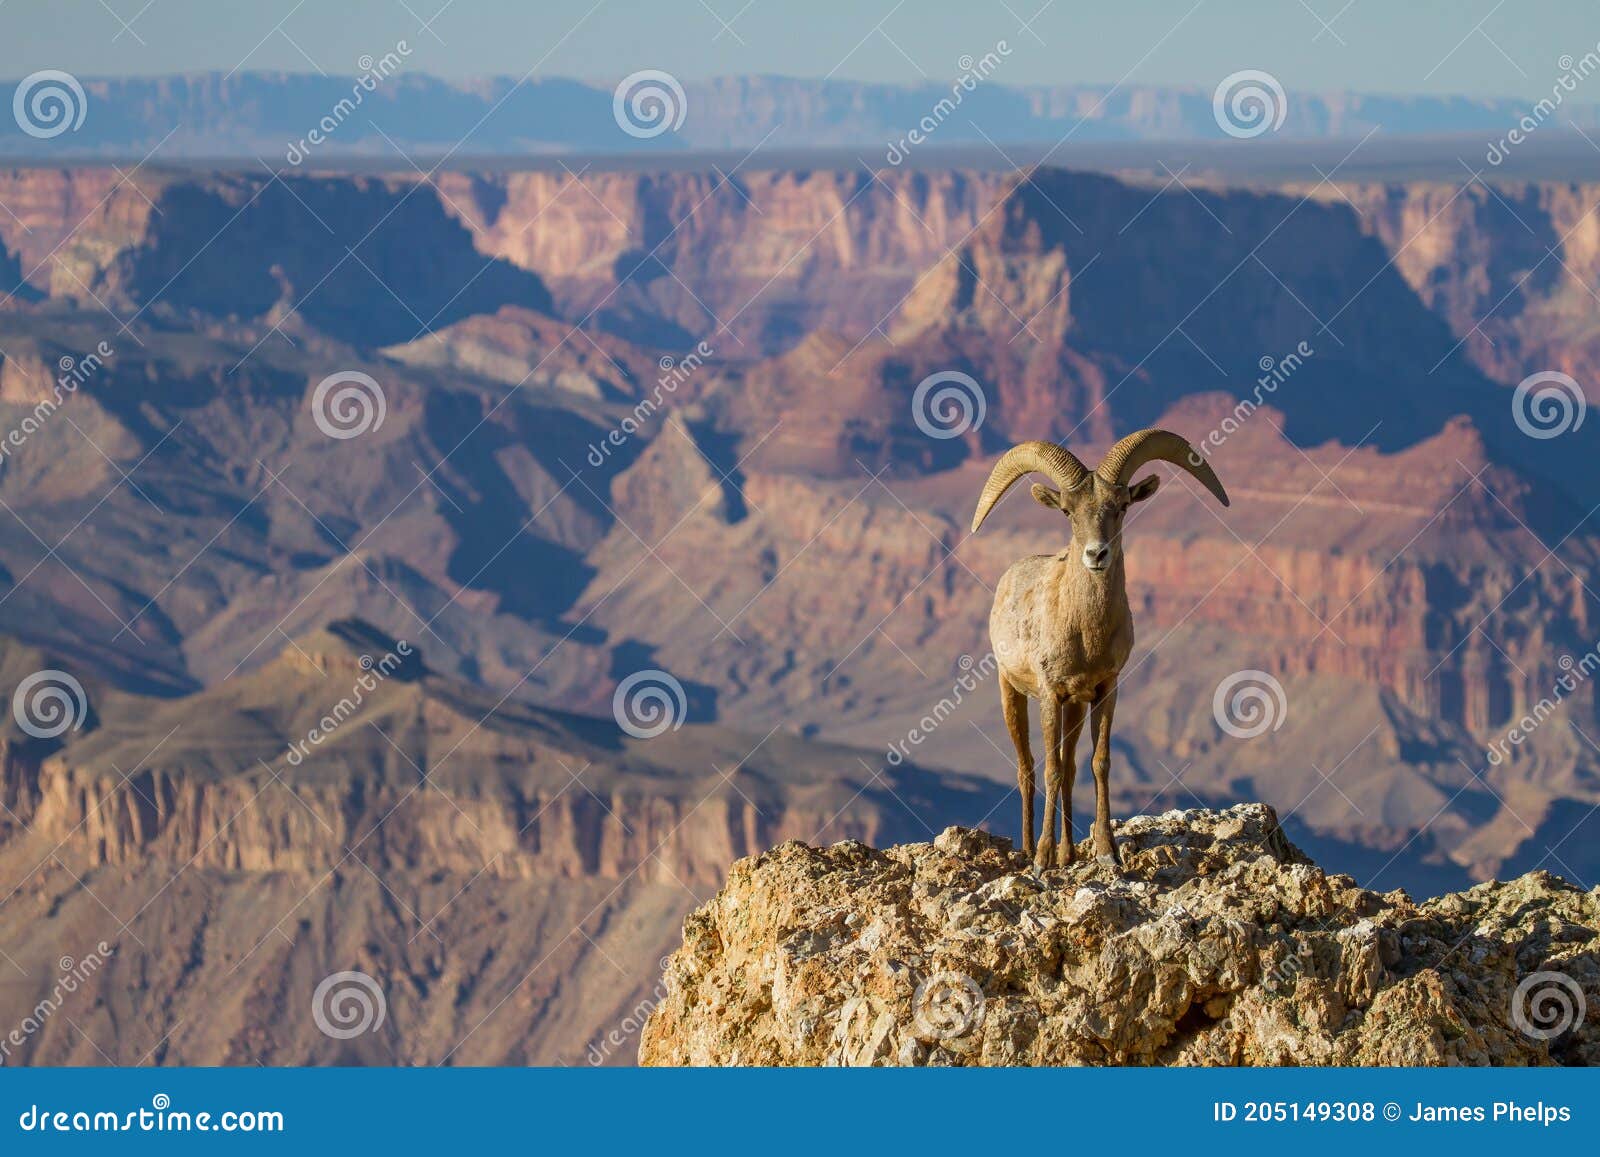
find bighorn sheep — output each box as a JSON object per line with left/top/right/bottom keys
{"left": 970, "top": 430, "right": 1229, "bottom": 869}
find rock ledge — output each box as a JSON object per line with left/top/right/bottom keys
{"left": 639, "top": 804, "right": 1598, "bottom": 1066}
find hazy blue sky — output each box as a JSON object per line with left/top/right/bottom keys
{"left": 2, "top": 0, "right": 1597, "bottom": 99}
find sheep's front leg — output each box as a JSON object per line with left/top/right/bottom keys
{"left": 1034, "top": 694, "right": 1061, "bottom": 872}
{"left": 1089, "top": 679, "right": 1121, "bottom": 865}
{"left": 1000, "top": 675, "right": 1035, "bottom": 857}
{"left": 1056, "top": 700, "right": 1086, "bottom": 866}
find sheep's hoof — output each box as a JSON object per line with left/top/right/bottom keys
{"left": 1033, "top": 838, "right": 1056, "bottom": 873}
{"left": 1094, "top": 842, "right": 1123, "bottom": 869}
{"left": 1056, "top": 841, "right": 1077, "bottom": 867}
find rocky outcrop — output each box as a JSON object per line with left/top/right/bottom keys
{"left": 639, "top": 804, "right": 1599, "bottom": 1066}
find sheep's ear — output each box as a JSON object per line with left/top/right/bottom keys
{"left": 1129, "top": 474, "right": 1161, "bottom": 503}
{"left": 1030, "top": 483, "right": 1062, "bottom": 510}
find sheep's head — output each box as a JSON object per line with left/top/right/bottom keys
{"left": 969, "top": 431, "right": 1229, "bottom": 574}
{"left": 1028, "top": 472, "right": 1155, "bottom": 571}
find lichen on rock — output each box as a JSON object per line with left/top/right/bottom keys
{"left": 639, "top": 804, "right": 1598, "bottom": 1066}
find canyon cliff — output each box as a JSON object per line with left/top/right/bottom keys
{"left": 4, "top": 162, "right": 1600, "bottom": 888}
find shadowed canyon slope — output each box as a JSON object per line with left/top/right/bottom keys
{"left": 3, "top": 159, "right": 1600, "bottom": 1062}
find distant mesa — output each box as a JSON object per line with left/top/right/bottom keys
{"left": 2, "top": 72, "right": 1598, "bottom": 158}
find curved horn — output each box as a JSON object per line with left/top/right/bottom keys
{"left": 1096, "top": 428, "right": 1229, "bottom": 506}
{"left": 970, "top": 441, "right": 1091, "bottom": 532}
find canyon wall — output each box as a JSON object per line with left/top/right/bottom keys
{"left": 11, "top": 757, "right": 878, "bottom": 886}
{"left": 5, "top": 161, "right": 1600, "bottom": 889}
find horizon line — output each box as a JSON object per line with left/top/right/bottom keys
{"left": 0, "top": 68, "right": 1580, "bottom": 109}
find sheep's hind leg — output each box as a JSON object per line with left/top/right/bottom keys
{"left": 1056, "top": 700, "right": 1086, "bottom": 867}
{"left": 1089, "top": 679, "right": 1122, "bottom": 866}
{"left": 1034, "top": 694, "right": 1062, "bottom": 872}
{"left": 1000, "top": 675, "right": 1035, "bottom": 858}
